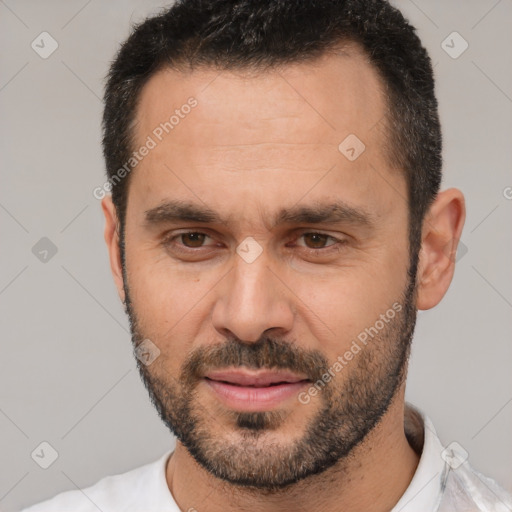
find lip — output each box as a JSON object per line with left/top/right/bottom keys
{"left": 203, "top": 369, "right": 310, "bottom": 411}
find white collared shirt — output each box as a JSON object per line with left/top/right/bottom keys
{"left": 394, "top": 405, "right": 512, "bottom": 511}
{"left": 21, "top": 405, "right": 512, "bottom": 512}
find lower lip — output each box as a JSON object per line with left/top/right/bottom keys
{"left": 204, "top": 378, "right": 309, "bottom": 411}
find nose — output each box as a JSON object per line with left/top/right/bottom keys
{"left": 211, "top": 249, "right": 294, "bottom": 343}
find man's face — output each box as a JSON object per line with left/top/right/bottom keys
{"left": 120, "top": 47, "right": 416, "bottom": 489}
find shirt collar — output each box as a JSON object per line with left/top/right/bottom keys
{"left": 391, "top": 404, "right": 447, "bottom": 511}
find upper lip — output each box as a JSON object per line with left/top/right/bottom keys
{"left": 204, "top": 369, "right": 310, "bottom": 387}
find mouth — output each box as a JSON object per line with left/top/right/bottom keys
{"left": 203, "top": 369, "right": 311, "bottom": 411}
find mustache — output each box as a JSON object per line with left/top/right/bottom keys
{"left": 180, "top": 337, "right": 330, "bottom": 386}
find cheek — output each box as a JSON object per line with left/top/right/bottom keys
{"left": 131, "top": 268, "right": 195, "bottom": 317}
{"left": 127, "top": 269, "right": 205, "bottom": 379}
{"left": 290, "top": 255, "right": 408, "bottom": 357}
{"left": 126, "top": 256, "right": 218, "bottom": 348}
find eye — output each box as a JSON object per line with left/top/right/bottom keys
{"left": 178, "top": 232, "right": 210, "bottom": 248}
{"left": 162, "top": 231, "right": 217, "bottom": 252}
{"left": 294, "top": 232, "right": 346, "bottom": 252}
{"left": 298, "top": 232, "right": 337, "bottom": 249}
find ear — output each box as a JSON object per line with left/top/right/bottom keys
{"left": 101, "top": 195, "right": 125, "bottom": 304}
{"left": 416, "top": 188, "right": 466, "bottom": 310}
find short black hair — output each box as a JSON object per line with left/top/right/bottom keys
{"left": 102, "top": 0, "right": 441, "bottom": 272}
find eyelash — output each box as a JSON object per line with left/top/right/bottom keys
{"left": 162, "top": 231, "right": 348, "bottom": 256}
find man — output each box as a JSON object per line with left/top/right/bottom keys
{"left": 22, "top": 0, "right": 512, "bottom": 510}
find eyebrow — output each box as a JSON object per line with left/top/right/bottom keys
{"left": 144, "top": 199, "right": 376, "bottom": 230}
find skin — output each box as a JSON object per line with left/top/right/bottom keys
{"left": 102, "top": 45, "right": 465, "bottom": 512}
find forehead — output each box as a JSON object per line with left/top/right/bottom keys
{"left": 134, "top": 45, "right": 387, "bottom": 148}
{"left": 127, "top": 46, "right": 402, "bottom": 226}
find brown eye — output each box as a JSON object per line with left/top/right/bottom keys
{"left": 180, "top": 232, "right": 207, "bottom": 247}
{"left": 302, "top": 233, "right": 332, "bottom": 249}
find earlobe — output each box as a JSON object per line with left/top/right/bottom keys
{"left": 416, "top": 188, "right": 466, "bottom": 311}
{"left": 101, "top": 195, "right": 126, "bottom": 304}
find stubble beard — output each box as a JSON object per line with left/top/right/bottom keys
{"left": 121, "top": 250, "right": 418, "bottom": 490}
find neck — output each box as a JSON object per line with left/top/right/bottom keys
{"left": 165, "top": 392, "right": 420, "bottom": 512}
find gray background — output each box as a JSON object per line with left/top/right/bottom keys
{"left": 1, "top": 1, "right": 510, "bottom": 510}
